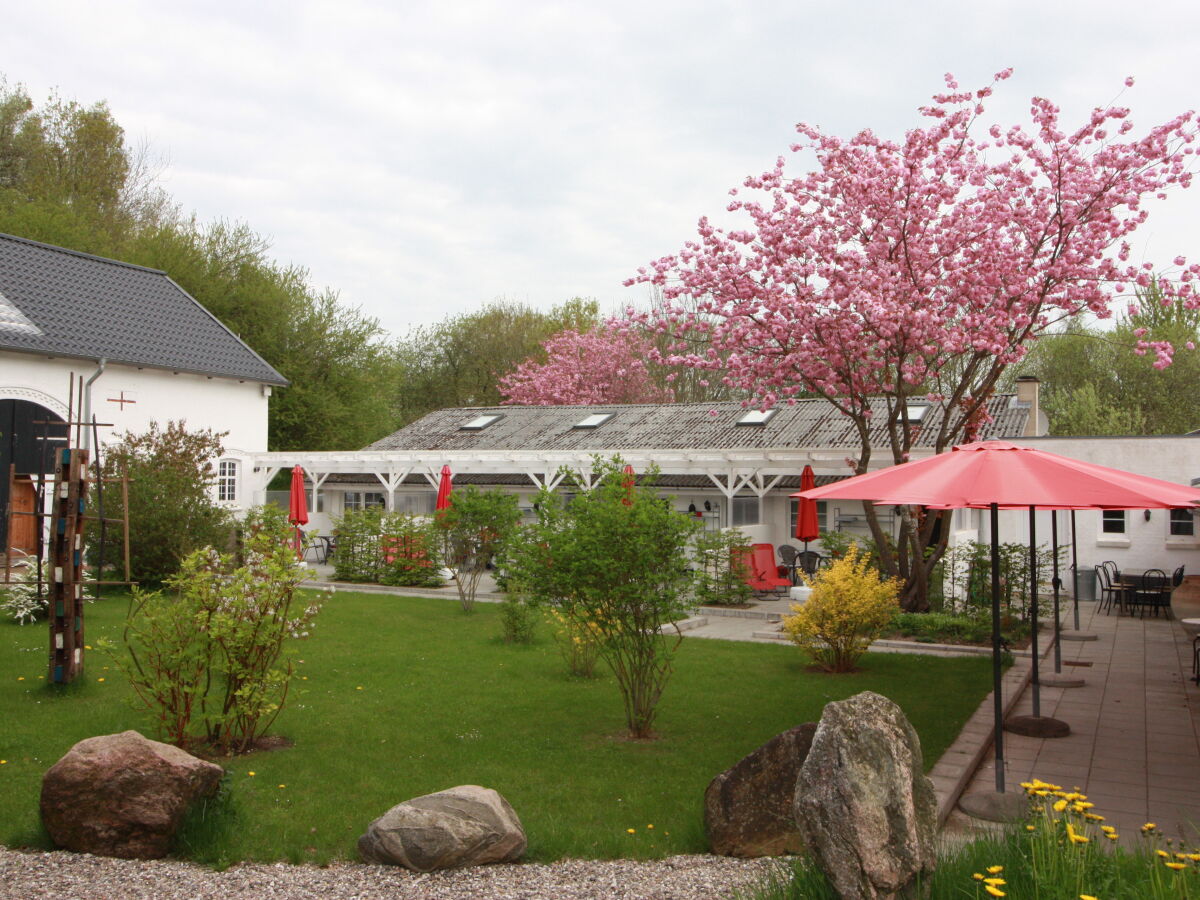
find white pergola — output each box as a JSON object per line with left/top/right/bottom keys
{"left": 244, "top": 446, "right": 933, "bottom": 513}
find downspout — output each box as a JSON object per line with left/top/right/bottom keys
{"left": 81, "top": 358, "right": 107, "bottom": 453}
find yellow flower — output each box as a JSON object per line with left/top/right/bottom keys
{"left": 972, "top": 873, "right": 985, "bottom": 881}
{"left": 1081, "top": 895, "right": 1098, "bottom": 900}
{"left": 1101, "top": 825, "right": 1116, "bottom": 833}
{"left": 0, "top": 760, "right": 6, "bottom": 765}
{"left": 646, "top": 824, "right": 654, "bottom": 829}
{"left": 984, "top": 878, "right": 1006, "bottom": 886}
{"left": 1158, "top": 850, "right": 1170, "bottom": 858}
{"left": 1053, "top": 799, "right": 1069, "bottom": 812}
{"left": 1066, "top": 823, "right": 1089, "bottom": 845}
{"left": 986, "top": 866, "right": 1004, "bottom": 875}
{"left": 97, "top": 678, "right": 105, "bottom": 683}
{"left": 356, "top": 686, "right": 363, "bottom": 691}
{"left": 1166, "top": 861, "right": 1187, "bottom": 870}
{"left": 84, "top": 645, "right": 92, "bottom": 650}
{"left": 1105, "top": 833, "right": 1118, "bottom": 841}
{"left": 16, "top": 677, "right": 23, "bottom": 681}
{"left": 1026, "top": 825, "right": 1036, "bottom": 832}
{"left": 626, "top": 828, "right": 635, "bottom": 834}
{"left": 278, "top": 784, "right": 286, "bottom": 789}
{"left": 1144, "top": 823, "right": 1158, "bottom": 831}
{"left": 248, "top": 771, "right": 256, "bottom": 776}
{"left": 984, "top": 886, "right": 1006, "bottom": 898}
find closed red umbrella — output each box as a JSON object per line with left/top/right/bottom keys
{"left": 795, "top": 465, "right": 820, "bottom": 553}
{"left": 622, "top": 464, "right": 635, "bottom": 506}
{"left": 288, "top": 465, "right": 308, "bottom": 559}
{"left": 435, "top": 465, "right": 454, "bottom": 511}
{"left": 793, "top": 439, "right": 1200, "bottom": 798}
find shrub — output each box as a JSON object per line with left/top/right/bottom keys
{"left": 434, "top": 485, "right": 521, "bottom": 612}
{"left": 507, "top": 458, "right": 700, "bottom": 737}
{"left": 690, "top": 527, "right": 754, "bottom": 606}
{"left": 379, "top": 515, "right": 444, "bottom": 588}
{"left": 545, "top": 607, "right": 603, "bottom": 677}
{"left": 101, "top": 421, "right": 233, "bottom": 586}
{"left": 498, "top": 593, "right": 537, "bottom": 644}
{"left": 107, "top": 505, "right": 323, "bottom": 754}
{"left": 782, "top": 545, "right": 900, "bottom": 672}
{"left": 940, "top": 540, "right": 1063, "bottom": 621}
{"left": 0, "top": 560, "right": 47, "bottom": 624}
{"left": 330, "top": 507, "right": 386, "bottom": 582}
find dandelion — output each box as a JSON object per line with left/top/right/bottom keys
{"left": 1157, "top": 850, "right": 1170, "bottom": 858}
{"left": 16, "top": 677, "right": 23, "bottom": 681}
{"left": 626, "top": 828, "right": 635, "bottom": 834}
{"left": 1066, "top": 823, "right": 1089, "bottom": 845}
{"left": 97, "top": 678, "right": 105, "bottom": 683}
{"left": 0, "top": 760, "right": 6, "bottom": 765}
{"left": 1081, "top": 895, "right": 1098, "bottom": 900}
{"left": 278, "top": 784, "right": 286, "bottom": 789}
{"left": 973, "top": 873, "right": 985, "bottom": 881}
{"left": 984, "top": 885, "right": 1006, "bottom": 898}
{"left": 356, "top": 686, "right": 363, "bottom": 691}
{"left": 248, "top": 771, "right": 256, "bottom": 777}
{"left": 1166, "top": 861, "right": 1187, "bottom": 870}
{"left": 647, "top": 824, "right": 654, "bottom": 829}
{"left": 986, "top": 866, "right": 1004, "bottom": 875}
{"left": 1025, "top": 825, "right": 1036, "bottom": 832}
{"left": 984, "top": 878, "right": 1006, "bottom": 886}
{"left": 1144, "top": 823, "right": 1158, "bottom": 832}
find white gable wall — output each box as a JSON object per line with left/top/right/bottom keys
{"left": 0, "top": 351, "right": 271, "bottom": 508}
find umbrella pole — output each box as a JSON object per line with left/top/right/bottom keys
{"left": 1071, "top": 510, "right": 1080, "bottom": 631}
{"left": 990, "top": 503, "right": 1005, "bottom": 794}
{"left": 1052, "top": 511, "right": 1062, "bottom": 674}
{"left": 1028, "top": 506, "right": 1040, "bottom": 718}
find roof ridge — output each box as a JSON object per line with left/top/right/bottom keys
{"left": 0, "top": 232, "right": 168, "bottom": 276}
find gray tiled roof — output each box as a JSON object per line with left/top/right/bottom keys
{"left": 0, "top": 233, "right": 287, "bottom": 385}
{"left": 368, "top": 397, "right": 1031, "bottom": 453}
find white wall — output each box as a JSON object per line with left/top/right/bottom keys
{"left": 0, "top": 351, "right": 272, "bottom": 509}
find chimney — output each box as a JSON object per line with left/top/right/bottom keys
{"left": 1015, "top": 375, "right": 1042, "bottom": 436}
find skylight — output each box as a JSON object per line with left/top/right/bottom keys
{"left": 736, "top": 409, "right": 777, "bottom": 426}
{"left": 460, "top": 414, "right": 503, "bottom": 431}
{"left": 574, "top": 412, "right": 615, "bottom": 429}
{"left": 0, "top": 291, "right": 42, "bottom": 335}
{"left": 903, "top": 405, "right": 929, "bottom": 423}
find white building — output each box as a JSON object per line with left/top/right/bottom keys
{"left": 0, "top": 232, "right": 287, "bottom": 555}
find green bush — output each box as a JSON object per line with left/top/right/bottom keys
{"left": 434, "top": 485, "right": 521, "bottom": 612}
{"left": 941, "top": 540, "right": 1064, "bottom": 622}
{"left": 690, "top": 527, "right": 754, "bottom": 606}
{"left": 498, "top": 594, "right": 537, "bottom": 644}
{"left": 100, "top": 421, "right": 233, "bottom": 586}
{"left": 330, "top": 507, "right": 386, "bottom": 582}
{"left": 379, "top": 515, "right": 444, "bottom": 588}
{"left": 507, "top": 459, "right": 700, "bottom": 737}
{"left": 106, "top": 505, "right": 323, "bottom": 754}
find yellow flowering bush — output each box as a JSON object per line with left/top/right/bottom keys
{"left": 546, "top": 607, "right": 604, "bottom": 678}
{"left": 781, "top": 545, "right": 900, "bottom": 672}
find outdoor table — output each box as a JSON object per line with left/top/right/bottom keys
{"left": 1117, "top": 570, "right": 1170, "bottom": 617}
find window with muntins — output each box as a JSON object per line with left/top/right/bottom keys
{"left": 217, "top": 460, "right": 237, "bottom": 502}
{"left": 731, "top": 495, "right": 760, "bottom": 526}
{"left": 788, "top": 499, "right": 828, "bottom": 534}
{"left": 1101, "top": 510, "right": 1126, "bottom": 534}
{"left": 344, "top": 491, "right": 386, "bottom": 511}
{"left": 1170, "top": 507, "right": 1195, "bottom": 537}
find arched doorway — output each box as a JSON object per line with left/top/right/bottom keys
{"left": 0, "top": 399, "right": 67, "bottom": 556}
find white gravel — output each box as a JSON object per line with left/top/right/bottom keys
{"left": 0, "top": 848, "right": 786, "bottom": 900}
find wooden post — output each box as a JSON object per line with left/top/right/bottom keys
{"left": 48, "top": 446, "right": 89, "bottom": 684}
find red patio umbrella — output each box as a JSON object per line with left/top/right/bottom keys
{"left": 435, "top": 465, "right": 454, "bottom": 511}
{"left": 795, "top": 465, "right": 820, "bottom": 554}
{"left": 287, "top": 465, "right": 308, "bottom": 559}
{"left": 794, "top": 440, "right": 1200, "bottom": 798}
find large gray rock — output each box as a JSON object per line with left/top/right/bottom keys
{"left": 793, "top": 692, "right": 936, "bottom": 900}
{"left": 704, "top": 723, "right": 817, "bottom": 857}
{"left": 40, "top": 730, "right": 224, "bottom": 859}
{"left": 358, "top": 785, "right": 526, "bottom": 871}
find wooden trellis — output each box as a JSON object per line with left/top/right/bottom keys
{"left": 3, "top": 374, "right": 133, "bottom": 684}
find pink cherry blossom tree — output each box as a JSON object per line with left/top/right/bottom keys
{"left": 630, "top": 71, "right": 1197, "bottom": 608}
{"left": 498, "top": 321, "right": 674, "bottom": 406}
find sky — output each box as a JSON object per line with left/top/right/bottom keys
{"left": 4, "top": 0, "right": 1200, "bottom": 339}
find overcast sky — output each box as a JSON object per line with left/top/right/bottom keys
{"left": 4, "top": 0, "right": 1200, "bottom": 338}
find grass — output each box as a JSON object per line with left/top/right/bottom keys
{"left": 1, "top": 589, "right": 994, "bottom": 867}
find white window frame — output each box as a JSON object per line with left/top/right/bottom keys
{"left": 344, "top": 490, "right": 386, "bottom": 511}
{"left": 1101, "top": 510, "right": 1126, "bottom": 535}
{"left": 788, "top": 499, "right": 828, "bottom": 535}
{"left": 731, "top": 495, "right": 760, "bottom": 527}
{"left": 216, "top": 460, "right": 238, "bottom": 503}
{"left": 1169, "top": 508, "right": 1195, "bottom": 537}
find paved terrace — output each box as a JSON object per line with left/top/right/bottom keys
{"left": 307, "top": 566, "right": 1200, "bottom": 844}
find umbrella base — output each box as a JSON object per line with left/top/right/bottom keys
{"left": 958, "top": 790, "right": 1029, "bottom": 823}
{"left": 1005, "top": 715, "right": 1070, "bottom": 738}
{"left": 1039, "top": 674, "right": 1086, "bottom": 688}
{"left": 1060, "top": 631, "right": 1098, "bottom": 642}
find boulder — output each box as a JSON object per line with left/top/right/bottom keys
{"left": 358, "top": 785, "right": 526, "bottom": 871}
{"left": 793, "top": 692, "right": 936, "bottom": 900}
{"left": 40, "top": 730, "right": 224, "bottom": 859}
{"left": 704, "top": 723, "right": 817, "bottom": 857}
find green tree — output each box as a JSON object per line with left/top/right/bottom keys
{"left": 435, "top": 485, "right": 521, "bottom": 612}
{"left": 1024, "top": 283, "right": 1200, "bottom": 435}
{"left": 101, "top": 421, "right": 232, "bottom": 586}
{"left": 394, "top": 298, "right": 599, "bottom": 424}
{"left": 507, "top": 459, "right": 700, "bottom": 738}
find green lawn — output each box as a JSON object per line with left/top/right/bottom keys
{"left": 1, "top": 590, "right": 993, "bottom": 866}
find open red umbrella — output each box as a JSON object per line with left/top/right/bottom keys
{"left": 795, "top": 465, "right": 820, "bottom": 554}
{"left": 435, "top": 465, "right": 454, "bottom": 511}
{"left": 288, "top": 465, "right": 308, "bottom": 559}
{"left": 794, "top": 439, "right": 1200, "bottom": 798}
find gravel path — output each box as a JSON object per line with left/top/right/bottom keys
{"left": 0, "top": 848, "right": 785, "bottom": 900}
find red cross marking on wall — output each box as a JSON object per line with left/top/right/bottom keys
{"left": 107, "top": 391, "right": 137, "bottom": 410}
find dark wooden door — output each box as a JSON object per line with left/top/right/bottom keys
{"left": 0, "top": 400, "right": 66, "bottom": 551}
{"left": 8, "top": 479, "right": 35, "bottom": 554}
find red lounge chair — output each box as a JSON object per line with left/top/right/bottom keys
{"left": 734, "top": 544, "right": 792, "bottom": 591}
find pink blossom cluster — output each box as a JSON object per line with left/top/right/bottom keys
{"left": 498, "top": 320, "right": 674, "bottom": 406}
{"left": 628, "top": 72, "right": 1198, "bottom": 430}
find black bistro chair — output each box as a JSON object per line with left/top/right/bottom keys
{"left": 777, "top": 544, "right": 800, "bottom": 585}
{"left": 1095, "top": 562, "right": 1125, "bottom": 615}
{"left": 1132, "top": 568, "right": 1172, "bottom": 619}
{"left": 796, "top": 550, "right": 825, "bottom": 577}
